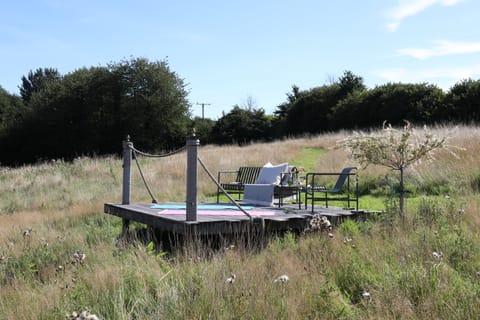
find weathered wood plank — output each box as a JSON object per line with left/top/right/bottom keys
{"left": 104, "top": 202, "right": 369, "bottom": 236}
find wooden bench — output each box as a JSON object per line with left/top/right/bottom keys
{"left": 216, "top": 166, "right": 301, "bottom": 207}
{"left": 216, "top": 166, "right": 262, "bottom": 203}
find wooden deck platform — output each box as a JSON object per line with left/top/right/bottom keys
{"left": 104, "top": 202, "right": 371, "bottom": 236}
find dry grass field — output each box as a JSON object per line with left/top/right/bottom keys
{"left": 0, "top": 124, "right": 479, "bottom": 319}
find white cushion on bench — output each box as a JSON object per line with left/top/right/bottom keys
{"left": 255, "top": 162, "right": 288, "bottom": 185}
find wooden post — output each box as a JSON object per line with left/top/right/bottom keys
{"left": 186, "top": 130, "right": 200, "bottom": 221}
{"left": 122, "top": 136, "right": 133, "bottom": 234}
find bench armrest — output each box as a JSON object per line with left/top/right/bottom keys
{"left": 217, "top": 170, "right": 239, "bottom": 184}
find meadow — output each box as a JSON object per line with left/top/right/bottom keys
{"left": 1, "top": 125, "right": 480, "bottom": 319}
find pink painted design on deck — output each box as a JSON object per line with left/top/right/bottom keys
{"left": 158, "top": 209, "right": 276, "bottom": 216}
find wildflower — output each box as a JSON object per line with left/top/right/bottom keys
{"left": 343, "top": 237, "right": 353, "bottom": 244}
{"left": 361, "top": 290, "right": 371, "bottom": 300}
{"left": 309, "top": 214, "right": 322, "bottom": 231}
{"left": 445, "top": 194, "right": 451, "bottom": 200}
{"left": 72, "top": 250, "right": 86, "bottom": 265}
{"left": 225, "top": 273, "right": 236, "bottom": 284}
{"left": 309, "top": 215, "right": 333, "bottom": 233}
{"left": 67, "top": 307, "right": 99, "bottom": 320}
{"left": 433, "top": 251, "right": 443, "bottom": 260}
{"left": 274, "top": 274, "right": 289, "bottom": 283}
{"left": 224, "top": 245, "right": 235, "bottom": 251}
{"left": 321, "top": 216, "right": 333, "bottom": 231}
{"left": 22, "top": 228, "right": 32, "bottom": 237}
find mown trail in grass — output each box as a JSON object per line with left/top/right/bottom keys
{"left": 290, "top": 146, "right": 326, "bottom": 172}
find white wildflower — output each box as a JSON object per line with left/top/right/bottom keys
{"left": 433, "top": 251, "right": 443, "bottom": 260}
{"left": 274, "top": 274, "right": 289, "bottom": 283}
{"left": 22, "top": 228, "right": 32, "bottom": 237}
{"left": 343, "top": 237, "right": 353, "bottom": 244}
{"left": 361, "top": 290, "right": 371, "bottom": 300}
{"left": 225, "top": 273, "right": 236, "bottom": 284}
{"left": 72, "top": 250, "right": 86, "bottom": 265}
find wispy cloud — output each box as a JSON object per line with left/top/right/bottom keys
{"left": 386, "top": 0, "right": 463, "bottom": 32}
{"left": 398, "top": 40, "right": 480, "bottom": 59}
{"left": 373, "top": 65, "right": 480, "bottom": 89}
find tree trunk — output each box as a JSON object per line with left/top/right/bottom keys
{"left": 399, "top": 166, "right": 405, "bottom": 218}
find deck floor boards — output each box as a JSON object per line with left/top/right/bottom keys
{"left": 104, "top": 202, "right": 369, "bottom": 235}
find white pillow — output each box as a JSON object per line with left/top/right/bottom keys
{"left": 255, "top": 162, "right": 288, "bottom": 185}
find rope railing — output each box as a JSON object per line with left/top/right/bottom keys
{"left": 124, "top": 138, "right": 260, "bottom": 224}
{"left": 198, "top": 156, "right": 255, "bottom": 221}
{"left": 131, "top": 149, "right": 158, "bottom": 203}
{"left": 127, "top": 144, "right": 186, "bottom": 203}
{"left": 129, "top": 144, "right": 186, "bottom": 158}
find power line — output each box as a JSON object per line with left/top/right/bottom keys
{"left": 196, "top": 102, "right": 211, "bottom": 119}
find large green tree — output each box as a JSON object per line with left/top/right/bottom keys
{"left": 109, "top": 58, "right": 191, "bottom": 151}
{"left": 278, "top": 71, "right": 366, "bottom": 135}
{"left": 19, "top": 68, "right": 61, "bottom": 104}
{"left": 211, "top": 106, "right": 272, "bottom": 145}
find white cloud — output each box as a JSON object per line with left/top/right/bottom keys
{"left": 385, "top": 0, "right": 464, "bottom": 31}
{"left": 398, "top": 40, "right": 480, "bottom": 59}
{"left": 373, "top": 65, "right": 480, "bottom": 89}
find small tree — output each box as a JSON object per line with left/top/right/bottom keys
{"left": 338, "top": 121, "right": 454, "bottom": 217}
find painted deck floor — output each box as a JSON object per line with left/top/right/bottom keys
{"left": 104, "top": 202, "right": 371, "bottom": 236}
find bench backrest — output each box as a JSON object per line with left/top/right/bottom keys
{"left": 236, "top": 166, "right": 262, "bottom": 184}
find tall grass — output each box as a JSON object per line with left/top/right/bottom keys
{"left": 0, "top": 125, "right": 479, "bottom": 319}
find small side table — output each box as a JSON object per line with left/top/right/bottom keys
{"left": 274, "top": 185, "right": 302, "bottom": 209}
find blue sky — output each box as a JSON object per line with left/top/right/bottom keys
{"left": 1, "top": 0, "right": 479, "bottom": 119}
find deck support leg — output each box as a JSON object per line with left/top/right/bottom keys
{"left": 122, "top": 219, "right": 130, "bottom": 236}
{"left": 121, "top": 136, "right": 133, "bottom": 234}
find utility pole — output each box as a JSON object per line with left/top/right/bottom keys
{"left": 196, "top": 102, "right": 211, "bottom": 120}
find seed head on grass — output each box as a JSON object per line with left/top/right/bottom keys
{"left": 362, "top": 290, "right": 371, "bottom": 301}
{"left": 22, "top": 228, "right": 32, "bottom": 237}
{"left": 273, "top": 274, "right": 289, "bottom": 283}
{"left": 225, "top": 273, "right": 236, "bottom": 284}
{"left": 432, "top": 251, "right": 444, "bottom": 260}
{"left": 67, "top": 307, "right": 99, "bottom": 320}
{"left": 72, "top": 250, "right": 86, "bottom": 265}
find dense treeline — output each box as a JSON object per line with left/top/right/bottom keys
{"left": 211, "top": 71, "right": 480, "bottom": 144}
{"left": 1, "top": 62, "right": 480, "bottom": 166}
{"left": 0, "top": 58, "right": 190, "bottom": 166}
